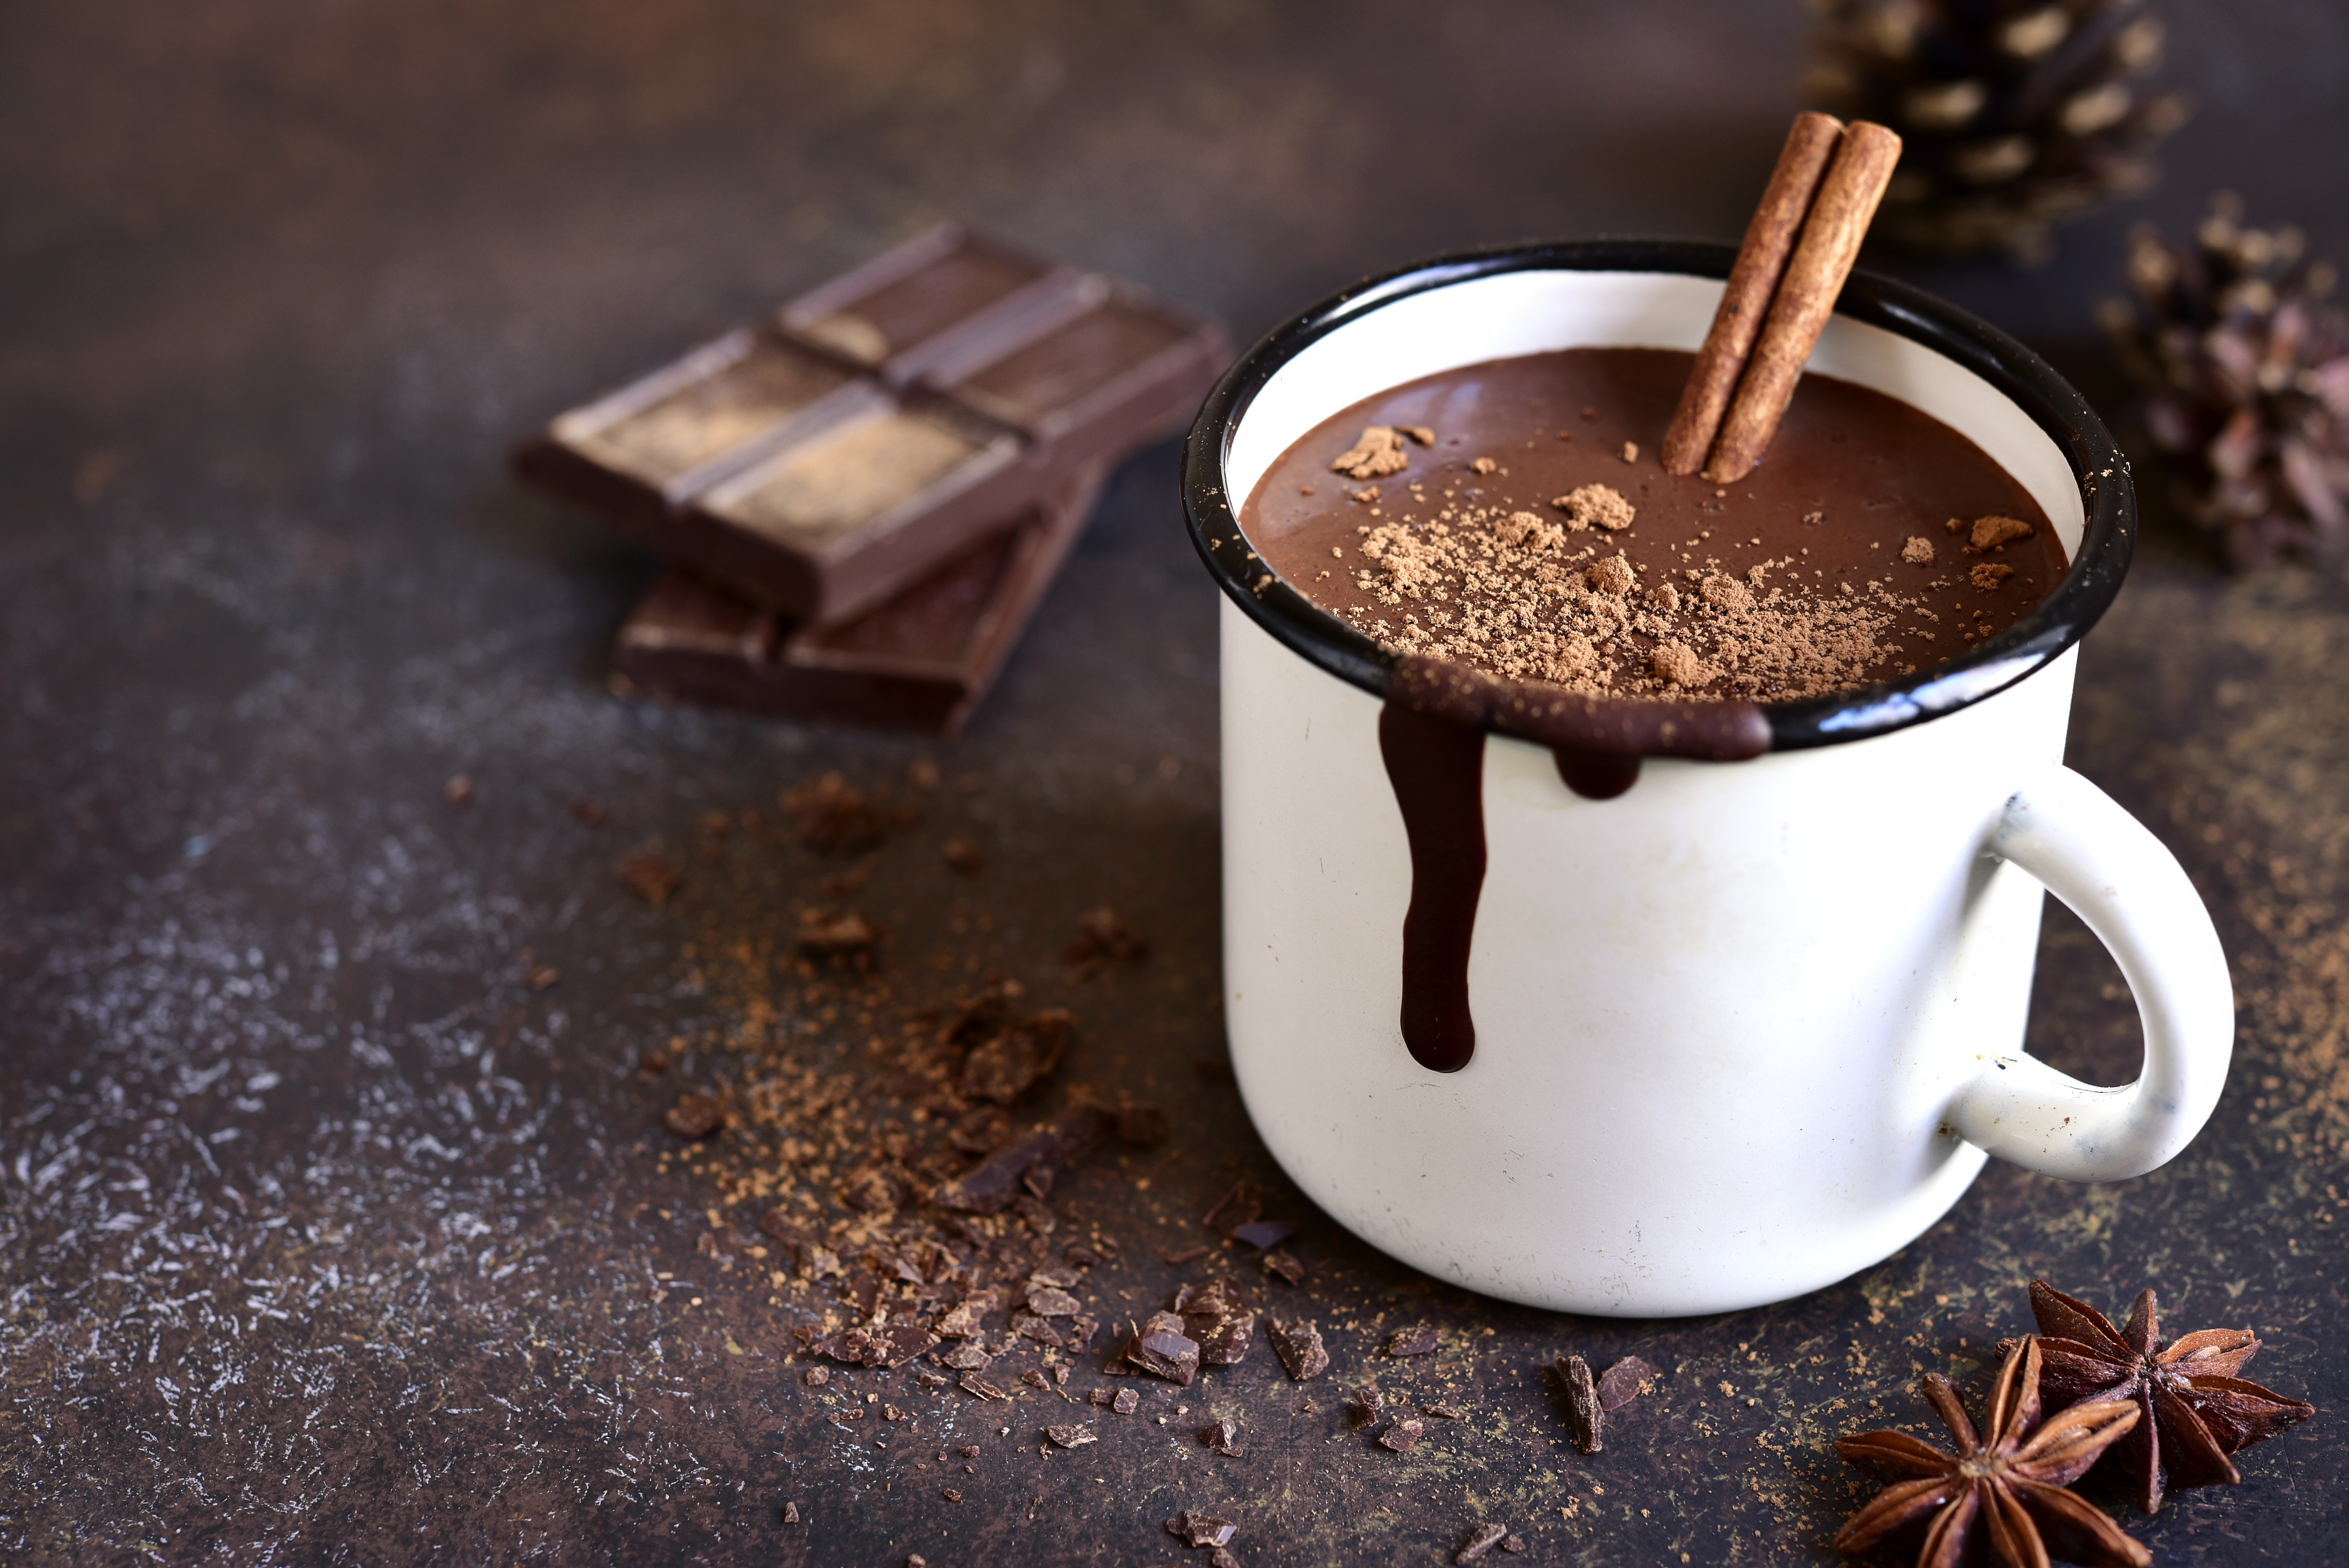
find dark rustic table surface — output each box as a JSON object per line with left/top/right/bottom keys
{"left": 5, "top": 3, "right": 2346, "bottom": 1563}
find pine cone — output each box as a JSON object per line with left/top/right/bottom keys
{"left": 2103, "top": 194, "right": 2349, "bottom": 568}
{"left": 1806, "top": 0, "right": 2189, "bottom": 264}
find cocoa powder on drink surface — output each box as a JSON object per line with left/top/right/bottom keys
{"left": 1245, "top": 348, "right": 2069, "bottom": 703}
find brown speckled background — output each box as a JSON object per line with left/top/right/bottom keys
{"left": 4, "top": 2, "right": 2345, "bottom": 1563}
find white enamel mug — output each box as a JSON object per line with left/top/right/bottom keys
{"left": 1181, "top": 242, "right": 2233, "bottom": 1318}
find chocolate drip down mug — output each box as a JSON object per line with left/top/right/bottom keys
{"left": 1183, "top": 242, "right": 2233, "bottom": 1317}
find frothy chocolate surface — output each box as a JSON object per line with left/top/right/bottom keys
{"left": 1246, "top": 348, "right": 2069, "bottom": 702}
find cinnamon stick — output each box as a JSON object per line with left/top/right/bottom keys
{"left": 1659, "top": 112, "right": 1845, "bottom": 477}
{"left": 1702, "top": 121, "right": 1903, "bottom": 484}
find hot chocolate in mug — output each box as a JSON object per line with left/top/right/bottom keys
{"left": 1182, "top": 242, "right": 2233, "bottom": 1318}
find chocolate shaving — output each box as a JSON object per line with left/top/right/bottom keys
{"left": 957, "top": 1372, "right": 1011, "bottom": 1401}
{"left": 1558, "top": 1354, "right": 1604, "bottom": 1453}
{"left": 1261, "top": 1250, "right": 1305, "bottom": 1287}
{"left": 1454, "top": 1523, "right": 1510, "bottom": 1563}
{"left": 1380, "top": 1419, "right": 1424, "bottom": 1453}
{"left": 1596, "top": 1355, "right": 1657, "bottom": 1412}
{"left": 1044, "top": 1423, "right": 1095, "bottom": 1449}
{"left": 1160, "top": 1245, "right": 1212, "bottom": 1266}
{"left": 1229, "top": 1220, "right": 1294, "bottom": 1251}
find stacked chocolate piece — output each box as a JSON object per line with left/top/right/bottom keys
{"left": 515, "top": 225, "right": 1228, "bottom": 733}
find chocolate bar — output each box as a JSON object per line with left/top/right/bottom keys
{"left": 609, "top": 464, "right": 1105, "bottom": 735}
{"left": 517, "top": 223, "right": 1224, "bottom": 624}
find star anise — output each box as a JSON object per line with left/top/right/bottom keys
{"left": 2018, "top": 1278, "right": 2316, "bottom": 1513}
{"left": 1834, "top": 1336, "right": 2149, "bottom": 1568}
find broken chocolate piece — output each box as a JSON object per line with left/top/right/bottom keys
{"left": 1112, "top": 1388, "right": 1139, "bottom": 1415}
{"left": 1261, "top": 1250, "right": 1304, "bottom": 1287}
{"left": 1203, "top": 1179, "right": 1263, "bottom": 1237}
{"left": 1455, "top": 1523, "right": 1510, "bottom": 1564}
{"left": 1087, "top": 1388, "right": 1115, "bottom": 1408}
{"left": 802, "top": 1367, "right": 829, "bottom": 1387}
{"left": 1160, "top": 1244, "right": 1212, "bottom": 1266}
{"left": 932, "top": 1103, "right": 1112, "bottom": 1214}
{"left": 1558, "top": 1354, "right": 1604, "bottom": 1453}
{"left": 1380, "top": 1419, "right": 1424, "bottom": 1453}
{"left": 935, "top": 1290, "right": 998, "bottom": 1340}
{"left": 1165, "top": 1512, "right": 1239, "bottom": 1550}
{"left": 957, "top": 1371, "right": 1011, "bottom": 1401}
{"left": 1229, "top": 1220, "right": 1294, "bottom": 1251}
{"left": 782, "top": 1501, "right": 800, "bottom": 1524}
{"left": 1268, "top": 1318, "right": 1330, "bottom": 1382}
{"left": 1010, "top": 1311, "right": 1063, "bottom": 1346}
{"left": 1044, "top": 1422, "right": 1096, "bottom": 1449}
{"left": 1200, "top": 1418, "right": 1242, "bottom": 1456}
{"left": 1596, "top": 1355, "right": 1657, "bottom": 1412}
{"left": 868, "top": 1316, "right": 939, "bottom": 1370}
{"left": 1384, "top": 1326, "right": 1439, "bottom": 1357}
{"left": 664, "top": 1093, "right": 724, "bottom": 1139}
{"left": 1348, "top": 1389, "right": 1384, "bottom": 1426}
{"left": 1025, "top": 1286, "right": 1080, "bottom": 1318}
{"left": 1196, "top": 1311, "right": 1257, "bottom": 1367}
{"left": 1125, "top": 1313, "right": 1201, "bottom": 1386}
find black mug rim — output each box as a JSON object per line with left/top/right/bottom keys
{"left": 1180, "top": 239, "right": 2136, "bottom": 751}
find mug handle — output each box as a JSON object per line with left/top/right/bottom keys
{"left": 1948, "top": 763, "right": 2235, "bottom": 1182}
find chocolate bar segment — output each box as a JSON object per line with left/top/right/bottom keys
{"left": 941, "top": 282, "right": 1228, "bottom": 456}
{"left": 515, "top": 225, "right": 1225, "bottom": 625}
{"left": 563, "top": 330, "right": 857, "bottom": 488}
{"left": 779, "top": 223, "right": 1087, "bottom": 385}
{"left": 610, "top": 465, "right": 1105, "bottom": 735}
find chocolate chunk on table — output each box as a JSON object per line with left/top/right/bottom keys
{"left": 1268, "top": 1318, "right": 1330, "bottom": 1382}
{"left": 610, "top": 464, "right": 1105, "bottom": 736}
